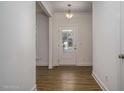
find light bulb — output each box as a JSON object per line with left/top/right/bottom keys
{"left": 65, "top": 13, "right": 73, "bottom": 19}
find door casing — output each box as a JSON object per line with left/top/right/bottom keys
{"left": 58, "top": 25, "right": 78, "bottom": 66}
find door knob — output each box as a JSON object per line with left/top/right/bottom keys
{"left": 118, "top": 54, "right": 124, "bottom": 59}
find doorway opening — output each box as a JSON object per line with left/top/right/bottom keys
{"left": 36, "top": 2, "right": 49, "bottom": 67}
{"left": 35, "top": 1, "right": 100, "bottom": 91}
{"left": 58, "top": 26, "right": 77, "bottom": 65}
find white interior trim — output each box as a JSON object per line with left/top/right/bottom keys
{"left": 58, "top": 25, "right": 78, "bottom": 66}
{"left": 30, "top": 84, "right": 37, "bottom": 91}
{"left": 76, "top": 63, "right": 92, "bottom": 66}
{"left": 40, "top": 1, "right": 53, "bottom": 17}
{"left": 48, "top": 17, "right": 53, "bottom": 69}
{"left": 38, "top": 1, "right": 53, "bottom": 69}
{"left": 92, "top": 71, "right": 109, "bottom": 91}
{"left": 36, "top": 62, "right": 48, "bottom": 66}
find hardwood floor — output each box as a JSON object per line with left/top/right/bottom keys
{"left": 36, "top": 66, "right": 102, "bottom": 91}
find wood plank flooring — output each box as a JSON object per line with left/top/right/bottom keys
{"left": 36, "top": 66, "right": 102, "bottom": 91}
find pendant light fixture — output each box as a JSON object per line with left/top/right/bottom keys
{"left": 65, "top": 4, "right": 73, "bottom": 19}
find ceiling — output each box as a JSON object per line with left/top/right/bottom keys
{"left": 50, "top": 1, "right": 92, "bottom": 13}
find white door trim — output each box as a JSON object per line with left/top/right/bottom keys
{"left": 48, "top": 17, "right": 53, "bottom": 69}
{"left": 58, "top": 25, "right": 78, "bottom": 66}
{"left": 39, "top": 1, "right": 53, "bottom": 69}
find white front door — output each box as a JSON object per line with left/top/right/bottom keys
{"left": 120, "top": 2, "right": 124, "bottom": 91}
{"left": 58, "top": 26, "right": 77, "bottom": 65}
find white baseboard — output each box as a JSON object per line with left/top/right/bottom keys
{"left": 36, "top": 65, "right": 48, "bottom": 66}
{"left": 76, "top": 63, "right": 92, "bottom": 66}
{"left": 92, "top": 71, "right": 109, "bottom": 91}
{"left": 48, "top": 65, "right": 53, "bottom": 69}
{"left": 30, "top": 84, "right": 37, "bottom": 91}
{"left": 53, "top": 63, "right": 92, "bottom": 66}
{"left": 36, "top": 63, "right": 48, "bottom": 66}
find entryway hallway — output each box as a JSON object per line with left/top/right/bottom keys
{"left": 36, "top": 66, "right": 101, "bottom": 91}
{"left": 0, "top": 1, "right": 124, "bottom": 91}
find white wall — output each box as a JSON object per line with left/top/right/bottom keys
{"left": 36, "top": 12, "right": 49, "bottom": 66}
{"left": 93, "top": 2, "right": 120, "bottom": 90}
{"left": 120, "top": 2, "right": 124, "bottom": 90}
{"left": 0, "top": 2, "right": 36, "bottom": 90}
{"left": 52, "top": 13, "right": 92, "bottom": 66}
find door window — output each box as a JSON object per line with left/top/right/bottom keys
{"left": 62, "top": 29, "right": 73, "bottom": 53}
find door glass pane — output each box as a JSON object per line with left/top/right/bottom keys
{"left": 62, "top": 29, "right": 73, "bottom": 53}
